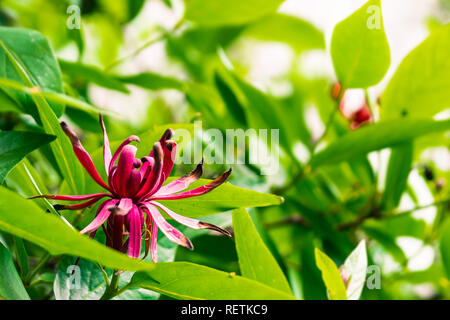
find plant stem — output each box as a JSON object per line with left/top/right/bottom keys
{"left": 96, "top": 263, "right": 110, "bottom": 287}
{"left": 25, "top": 253, "right": 51, "bottom": 285}
{"left": 100, "top": 271, "right": 121, "bottom": 300}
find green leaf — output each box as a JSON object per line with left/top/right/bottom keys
{"left": 184, "top": 0, "right": 284, "bottom": 27}
{"left": 0, "top": 36, "right": 86, "bottom": 194}
{"left": 343, "top": 240, "right": 367, "bottom": 300}
{"left": 158, "top": 178, "right": 283, "bottom": 219}
{"left": 243, "top": 13, "right": 325, "bottom": 53}
{"left": 0, "top": 186, "right": 155, "bottom": 272}
{"left": 383, "top": 24, "right": 450, "bottom": 119}
{"left": 116, "top": 72, "right": 185, "bottom": 91}
{"left": 131, "top": 262, "right": 296, "bottom": 300}
{"left": 232, "top": 208, "right": 291, "bottom": 294}
{"left": 330, "top": 0, "right": 390, "bottom": 88}
{"left": 59, "top": 59, "right": 129, "bottom": 93}
{"left": 0, "top": 131, "right": 55, "bottom": 183}
{"left": 382, "top": 142, "right": 413, "bottom": 210}
{"left": 314, "top": 248, "right": 347, "bottom": 300}
{"left": 440, "top": 218, "right": 450, "bottom": 280}
{"left": 0, "top": 242, "right": 30, "bottom": 300}
{"left": 311, "top": 118, "right": 450, "bottom": 168}
{"left": 0, "top": 27, "right": 64, "bottom": 119}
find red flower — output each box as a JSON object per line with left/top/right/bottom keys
{"left": 30, "top": 116, "right": 231, "bottom": 262}
{"left": 338, "top": 91, "right": 373, "bottom": 130}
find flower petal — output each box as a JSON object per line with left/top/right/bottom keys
{"left": 108, "top": 168, "right": 118, "bottom": 195}
{"left": 161, "top": 140, "right": 177, "bottom": 183}
{"left": 139, "top": 156, "right": 154, "bottom": 180}
{"left": 80, "top": 199, "right": 118, "bottom": 234}
{"left": 142, "top": 203, "right": 193, "bottom": 250}
{"left": 99, "top": 114, "right": 112, "bottom": 176}
{"left": 114, "top": 145, "right": 137, "bottom": 197}
{"left": 53, "top": 195, "right": 108, "bottom": 211}
{"left": 126, "top": 205, "right": 143, "bottom": 258}
{"left": 152, "top": 160, "right": 203, "bottom": 196}
{"left": 29, "top": 193, "right": 112, "bottom": 201}
{"left": 149, "top": 129, "right": 174, "bottom": 157}
{"left": 61, "top": 122, "right": 111, "bottom": 191}
{"left": 149, "top": 201, "right": 231, "bottom": 237}
{"left": 127, "top": 168, "right": 142, "bottom": 196}
{"left": 136, "top": 142, "right": 164, "bottom": 198}
{"left": 109, "top": 135, "right": 140, "bottom": 174}
{"left": 150, "top": 168, "right": 232, "bottom": 200}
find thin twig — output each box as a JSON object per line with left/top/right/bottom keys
{"left": 104, "top": 33, "right": 166, "bottom": 71}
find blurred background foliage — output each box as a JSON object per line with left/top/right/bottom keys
{"left": 0, "top": 0, "right": 449, "bottom": 300}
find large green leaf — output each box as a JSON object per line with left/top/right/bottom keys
{"left": 0, "top": 27, "right": 64, "bottom": 119}
{"left": 0, "top": 131, "right": 55, "bottom": 183}
{"left": 0, "top": 242, "right": 30, "bottom": 300}
{"left": 184, "top": 0, "right": 284, "bottom": 27}
{"left": 381, "top": 142, "right": 413, "bottom": 210}
{"left": 158, "top": 178, "right": 283, "bottom": 219}
{"left": 0, "top": 186, "right": 155, "bottom": 272}
{"left": 232, "top": 208, "right": 291, "bottom": 294}
{"left": 383, "top": 24, "right": 450, "bottom": 119}
{"left": 243, "top": 13, "right": 325, "bottom": 53}
{"left": 311, "top": 118, "right": 450, "bottom": 168}
{"left": 440, "top": 218, "right": 450, "bottom": 280}
{"left": 59, "top": 59, "right": 129, "bottom": 93}
{"left": 330, "top": 0, "right": 390, "bottom": 88}
{"left": 0, "top": 35, "right": 86, "bottom": 194}
{"left": 130, "top": 262, "right": 296, "bottom": 300}
{"left": 116, "top": 72, "right": 185, "bottom": 91}
{"left": 314, "top": 248, "right": 347, "bottom": 300}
